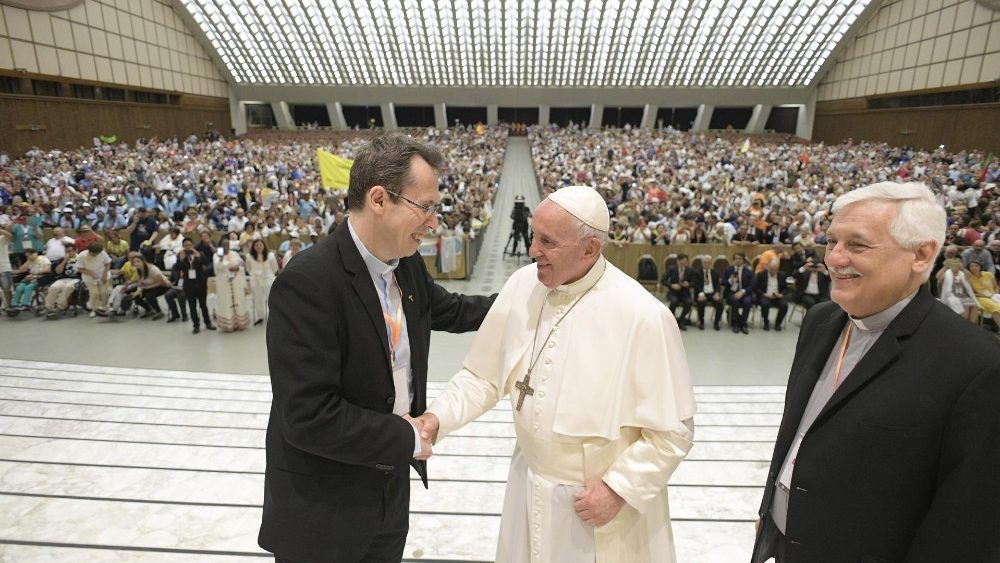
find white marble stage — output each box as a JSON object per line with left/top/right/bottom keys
{"left": 0, "top": 358, "right": 783, "bottom": 562}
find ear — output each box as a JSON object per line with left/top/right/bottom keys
{"left": 582, "top": 236, "right": 602, "bottom": 260}
{"left": 912, "top": 241, "right": 938, "bottom": 275}
{"left": 367, "top": 186, "right": 388, "bottom": 216}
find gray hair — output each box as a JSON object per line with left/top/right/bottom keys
{"left": 565, "top": 213, "right": 608, "bottom": 249}
{"left": 832, "top": 181, "right": 945, "bottom": 252}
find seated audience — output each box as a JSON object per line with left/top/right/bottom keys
{"left": 940, "top": 258, "right": 980, "bottom": 323}
{"left": 753, "top": 258, "right": 789, "bottom": 331}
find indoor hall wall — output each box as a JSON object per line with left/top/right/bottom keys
{"left": 0, "top": 0, "right": 228, "bottom": 98}
{"left": 817, "top": 0, "right": 999, "bottom": 101}
{"left": 813, "top": 100, "right": 999, "bottom": 153}
{"left": 0, "top": 94, "right": 230, "bottom": 155}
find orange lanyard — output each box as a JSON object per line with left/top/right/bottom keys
{"left": 833, "top": 323, "right": 853, "bottom": 388}
{"left": 381, "top": 274, "right": 403, "bottom": 365}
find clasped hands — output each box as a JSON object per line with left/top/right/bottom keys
{"left": 402, "top": 413, "right": 440, "bottom": 461}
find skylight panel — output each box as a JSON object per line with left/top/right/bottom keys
{"left": 179, "top": 0, "right": 872, "bottom": 87}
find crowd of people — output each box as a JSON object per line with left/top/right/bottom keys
{"left": 2, "top": 122, "right": 999, "bottom": 333}
{"left": 0, "top": 125, "right": 507, "bottom": 331}
{"left": 530, "top": 123, "right": 1000, "bottom": 331}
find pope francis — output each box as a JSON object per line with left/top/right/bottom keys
{"left": 417, "top": 186, "right": 697, "bottom": 562}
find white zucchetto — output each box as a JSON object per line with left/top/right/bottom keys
{"left": 547, "top": 185, "right": 610, "bottom": 232}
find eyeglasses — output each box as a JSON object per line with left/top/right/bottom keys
{"left": 384, "top": 189, "right": 440, "bottom": 217}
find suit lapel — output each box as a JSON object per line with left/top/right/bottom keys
{"left": 336, "top": 225, "right": 393, "bottom": 371}
{"left": 775, "top": 309, "right": 846, "bottom": 451}
{"left": 813, "top": 333, "right": 900, "bottom": 425}
{"left": 812, "top": 288, "right": 934, "bottom": 426}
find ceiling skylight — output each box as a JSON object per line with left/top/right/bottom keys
{"left": 179, "top": 0, "right": 873, "bottom": 87}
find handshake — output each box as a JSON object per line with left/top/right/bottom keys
{"left": 402, "top": 413, "right": 440, "bottom": 461}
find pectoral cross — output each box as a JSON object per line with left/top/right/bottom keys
{"left": 514, "top": 371, "right": 535, "bottom": 411}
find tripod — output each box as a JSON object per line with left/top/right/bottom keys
{"left": 504, "top": 225, "right": 532, "bottom": 259}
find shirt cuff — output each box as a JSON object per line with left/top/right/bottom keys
{"left": 412, "top": 423, "right": 422, "bottom": 457}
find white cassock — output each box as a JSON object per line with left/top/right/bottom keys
{"left": 428, "top": 256, "right": 697, "bottom": 563}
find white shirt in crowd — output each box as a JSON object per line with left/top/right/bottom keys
{"left": 45, "top": 236, "right": 75, "bottom": 260}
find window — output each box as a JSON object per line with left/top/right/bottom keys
{"left": 72, "top": 84, "right": 96, "bottom": 99}
{"left": 32, "top": 80, "right": 61, "bottom": 97}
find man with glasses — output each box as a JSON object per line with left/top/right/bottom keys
{"left": 259, "top": 133, "right": 495, "bottom": 563}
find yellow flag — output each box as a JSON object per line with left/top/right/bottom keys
{"left": 316, "top": 149, "right": 353, "bottom": 190}
{"left": 740, "top": 138, "right": 751, "bottom": 153}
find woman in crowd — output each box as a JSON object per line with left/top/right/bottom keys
{"left": 239, "top": 221, "right": 261, "bottom": 251}
{"left": 158, "top": 226, "right": 184, "bottom": 269}
{"left": 966, "top": 260, "right": 1000, "bottom": 329}
{"left": 650, "top": 223, "right": 670, "bottom": 245}
{"left": 213, "top": 238, "right": 250, "bottom": 332}
{"left": 672, "top": 221, "right": 692, "bottom": 244}
{"left": 10, "top": 206, "right": 44, "bottom": 267}
{"left": 181, "top": 207, "right": 207, "bottom": 236}
{"left": 105, "top": 230, "right": 130, "bottom": 268}
{"left": 131, "top": 253, "right": 172, "bottom": 320}
{"left": 226, "top": 231, "right": 242, "bottom": 255}
{"left": 247, "top": 239, "right": 278, "bottom": 325}
{"left": 940, "top": 258, "right": 980, "bottom": 322}
{"left": 76, "top": 241, "right": 112, "bottom": 317}
{"left": 9, "top": 248, "right": 50, "bottom": 312}
{"left": 690, "top": 221, "right": 709, "bottom": 244}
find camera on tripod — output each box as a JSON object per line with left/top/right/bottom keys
{"left": 504, "top": 195, "right": 532, "bottom": 258}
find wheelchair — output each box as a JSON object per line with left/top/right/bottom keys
{"left": 6, "top": 271, "right": 56, "bottom": 318}
{"left": 42, "top": 278, "right": 89, "bottom": 319}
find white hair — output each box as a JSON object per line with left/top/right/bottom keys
{"left": 832, "top": 182, "right": 946, "bottom": 252}
{"left": 574, "top": 217, "right": 609, "bottom": 249}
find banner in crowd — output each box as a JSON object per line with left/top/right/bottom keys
{"left": 316, "top": 149, "right": 353, "bottom": 190}
{"left": 99, "top": 134, "right": 118, "bottom": 144}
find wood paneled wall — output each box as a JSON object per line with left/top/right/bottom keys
{"left": 813, "top": 101, "right": 1000, "bottom": 154}
{"left": 0, "top": 94, "right": 231, "bottom": 155}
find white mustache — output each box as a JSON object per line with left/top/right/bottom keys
{"left": 829, "top": 268, "right": 861, "bottom": 277}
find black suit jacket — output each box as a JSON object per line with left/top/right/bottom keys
{"left": 662, "top": 265, "right": 694, "bottom": 298}
{"left": 752, "top": 270, "right": 788, "bottom": 300}
{"left": 792, "top": 266, "right": 831, "bottom": 303}
{"left": 752, "top": 288, "right": 1000, "bottom": 563}
{"left": 174, "top": 250, "right": 210, "bottom": 292}
{"left": 259, "top": 223, "right": 494, "bottom": 562}
{"left": 723, "top": 264, "right": 755, "bottom": 298}
{"left": 692, "top": 267, "right": 722, "bottom": 298}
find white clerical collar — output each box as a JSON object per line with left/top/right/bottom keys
{"left": 849, "top": 289, "right": 918, "bottom": 332}
{"left": 347, "top": 217, "right": 398, "bottom": 277}
{"left": 554, "top": 256, "right": 607, "bottom": 296}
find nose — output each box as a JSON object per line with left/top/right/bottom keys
{"left": 425, "top": 212, "right": 439, "bottom": 231}
{"left": 825, "top": 242, "right": 849, "bottom": 268}
{"left": 528, "top": 238, "right": 541, "bottom": 258}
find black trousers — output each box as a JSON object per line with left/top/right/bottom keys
{"left": 759, "top": 296, "right": 788, "bottom": 326}
{"left": 185, "top": 286, "right": 211, "bottom": 328}
{"left": 165, "top": 288, "right": 188, "bottom": 318}
{"left": 137, "top": 286, "right": 168, "bottom": 312}
{"left": 668, "top": 291, "right": 692, "bottom": 321}
{"left": 272, "top": 472, "right": 408, "bottom": 563}
{"left": 697, "top": 296, "right": 724, "bottom": 324}
{"left": 727, "top": 292, "right": 754, "bottom": 327}
{"left": 799, "top": 293, "right": 826, "bottom": 310}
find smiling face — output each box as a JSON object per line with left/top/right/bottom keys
{"left": 528, "top": 200, "right": 599, "bottom": 289}
{"left": 376, "top": 156, "right": 441, "bottom": 260}
{"left": 824, "top": 200, "right": 935, "bottom": 318}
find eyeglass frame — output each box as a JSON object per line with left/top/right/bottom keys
{"left": 383, "top": 188, "right": 441, "bottom": 217}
